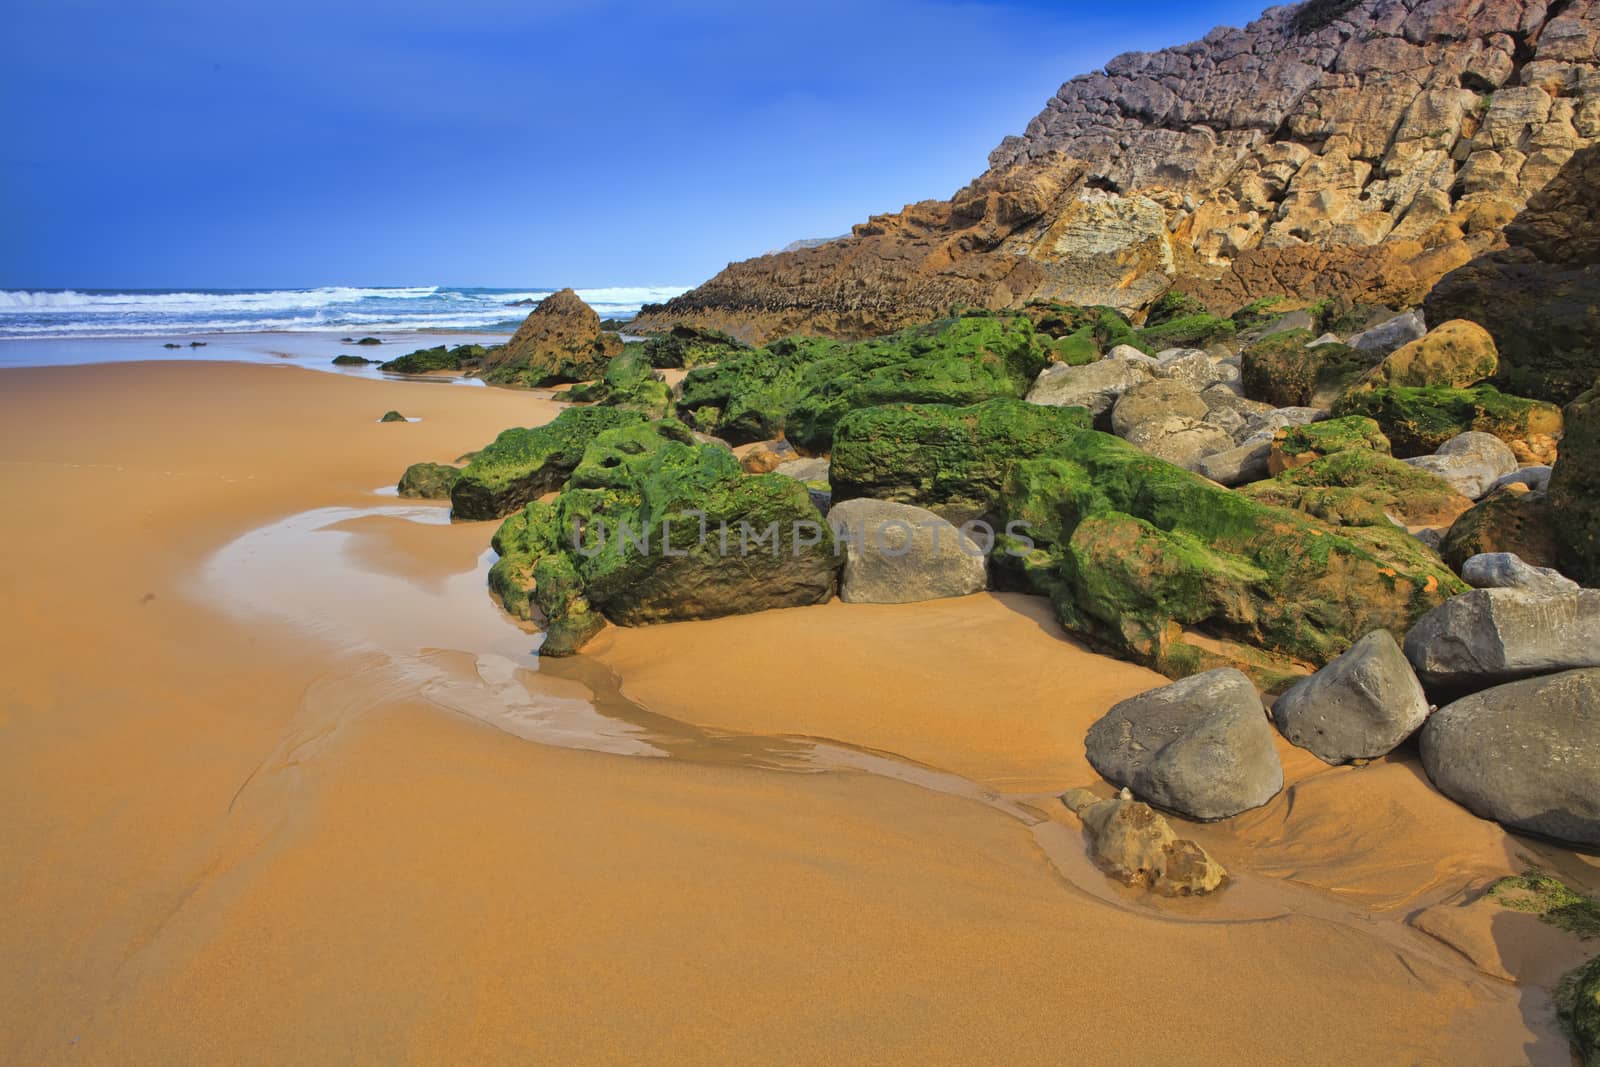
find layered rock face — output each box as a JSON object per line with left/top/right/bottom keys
{"left": 634, "top": 0, "right": 1600, "bottom": 342}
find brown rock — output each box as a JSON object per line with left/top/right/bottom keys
{"left": 1061, "top": 788, "right": 1226, "bottom": 896}
{"left": 1365, "top": 320, "right": 1500, "bottom": 390}
{"left": 480, "top": 289, "right": 622, "bottom": 387}
{"left": 1439, "top": 488, "right": 1562, "bottom": 571}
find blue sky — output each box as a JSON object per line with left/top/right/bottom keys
{"left": 3, "top": 1, "right": 1273, "bottom": 289}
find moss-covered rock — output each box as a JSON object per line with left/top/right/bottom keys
{"left": 564, "top": 345, "right": 672, "bottom": 417}
{"left": 397, "top": 462, "right": 462, "bottom": 500}
{"left": 1557, "top": 955, "right": 1600, "bottom": 1066}
{"left": 1268, "top": 415, "right": 1390, "bottom": 474}
{"left": 641, "top": 324, "right": 751, "bottom": 369}
{"left": 379, "top": 410, "right": 408, "bottom": 423}
{"left": 1240, "top": 330, "right": 1382, "bottom": 408}
{"left": 1230, "top": 295, "right": 1289, "bottom": 331}
{"left": 379, "top": 344, "right": 490, "bottom": 374}
{"left": 489, "top": 419, "right": 837, "bottom": 654}
{"left": 1144, "top": 291, "right": 1211, "bottom": 328}
{"left": 1136, "top": 312, "right": 1236, "bottom": 352}
{"left": 1365, "top": 319, "right": 1499, "bottom": 390}
{"left": 331, "top": 354, "right": 376, "bottom": 366}
{"left": 1243, "top": 448, "right": 1474, "bottom": 529}
{"left": 676, "top": 312, "right": 1052, "bottom": 450}
{"left": 995, "top": 432, "right": 1465, "bottom": 685}
{"left": 1551, "top": 380, "right": 1600, "bottom": 586}
{"left": 1487, "top": 871, "right": 1600, "bottom": 939}
{"left": 449, "top": 407, "right": 649, "bottom": 520}
{"left": 1439, "top": 488, "right": 1561, "bottom": 570}
{"left": 829, "top": 399, "right": 1092, "bottom": 523}
{"left": 479, "top": 288, "right": 622, "bottom": 388}
{"left": 1333, "top": 384, "right": 1565, "bottom": 457}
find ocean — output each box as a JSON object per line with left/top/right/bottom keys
{"left": 0, "top": 285, "right": 689, "bottom": 340}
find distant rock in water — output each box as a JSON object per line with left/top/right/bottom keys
{"left": 162, "top": 343, "right": 181, "bottom": 349}
{"left": 633, "top": 2, "right": 1600, "bottom": 343}
{"left": 332, "top": 354, "right": 376, "bottom": 366}
{"left": 188, "top": 341, "right": 207, "bottom": 347}
{"left": 355, "top": 337, "right": 383, "bottom": 345}
{"left": 480, "top": 288, "right": 621, "bottom": 388}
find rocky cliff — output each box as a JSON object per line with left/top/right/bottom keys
{"left": 633, "top": 0, "right": 1600, "bottom": 342}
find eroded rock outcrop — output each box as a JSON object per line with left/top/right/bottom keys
{"left": 635, "top": 1, "right": 1600, "bottom": 342}
{"left": 480, "top": 288, "right": 622, "bottom": 387}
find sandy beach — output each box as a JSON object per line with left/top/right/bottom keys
{"left": 0, "top": 359, "right": 1593, "bottom": 1064}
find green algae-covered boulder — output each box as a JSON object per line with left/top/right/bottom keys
{"left": 1550, "top": 380, "right": 1600, "bottom": 586}
{"left": 331, "top": 354, "right": 376, "bottom": 366}
{"left": 1244, "top": 448, "right": 1474, "bottom": 530}
{"left": 450, "top": 406, "right": 649, "bottom": 521}
{"left": 1021, "top": 303, "right": 1151, "bottom": 364}
{"left": 1136, "top": 312, "right": 1236, "bottom": 352}
{"left": 1333, "top": 384, "right": 1565, "bottom": 457}
{"left": 829, "top": 399, "right": 1093, "bottom": 523}
{"left": 397, "top": 461, "right": 462, "bottom": 500}
{"left": 379, "top": 410, "right": 408, "bottom": 423}
{"left": 675, "top": 312, "right": 1052, "bottom": 449}
{"left": 489, "top": 419, "right": 837, "bottom": 654}
{"left": 1365, "top": 320, "right": 1499, "bottom": 389}
{"left": 995, "top": 432, "right": 1465, "bottom": 686}
{"left": 1558, "top": 955, "right": 1600, "bottom": 1067}
{"left": 564, "top": 345, "right": 672, "bottom": 417}
{"left": 379, "top": 344, "right": 489, "bottom": 374}
{"left": 641, "top": 324, "right": 751, "bottom": 369}
{"left": 1240, "top": 330, "right": 1382, "bottom": 408}
{"left": 1269, "top": 415, "right": 1390, "bottom": 474}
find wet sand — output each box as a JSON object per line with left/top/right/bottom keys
{"left": 0, "top": 360, "right": 1592, "bottom": 1064}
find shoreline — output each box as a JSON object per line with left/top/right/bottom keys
{"left": 0, "top": 358, "right": 1592, "bottom": 1063}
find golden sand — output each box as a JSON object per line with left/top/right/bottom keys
{"left": 0, "top": 359, "right": 1592, "bottom": 1064}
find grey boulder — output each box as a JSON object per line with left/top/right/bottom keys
{"left": 1403, "top": 586, "right": 1600, "bottom": 693}
{"left": 1085, "top": 668, "right": 1283, "bottom": 821}
{"left": 1420, "top": 668, "right": 1600, "bottom": 847}
{"left": 1121, "top": 415, "right": 1234, "bottom": 471}
{"left": 1461, "top": 552, "right": 1579, "bottom": 597}
{"left": 1027, "top": 359, "right": 1150, "bottom": 417}
{"left": 1404, "top": 432, "right": 1518, "bottom": 500}
{"left": 1196, "top": 439, "right": 1273, "bottom": 486}
{"left": 1270, "top": 631, "right": 1430, "bottom": 764}
{"left": 829, "top": 498, "right": 987, "bottom": 605}
{"left": 1349, "top": 309, "right": 1427, "bottom": 353}
{"left": 1491, "top": 465, "right": 1552, "bottom": 493}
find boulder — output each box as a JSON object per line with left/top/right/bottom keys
{"left": 1364, "top": 320, "right": 1499, "bottom": 390}
{"left": 640, "top": 324, "right": 750, "bottom": 369}
{"left": 1439, "top": 488, "right": 1561, "bottom": 570}
{"left": 829, "top": 498, "right": 987, "bottom": 604}
{"left": 562, "top": 345, "right": 671, "bottom": 416}
{"left": 1196, "top": 440, "right": 1273, "bottom": 487}
{"left": 1060, "top": 788, "right": 1227, "bottom": 895}
{"left": 1120, "top": 415, "right": 1234, "bottom": 471}
{"left": 998, "top": 431, "right": 1465, "bottom": 685}
{"left": 1239, "top": 329, "right": 1382, "bottom": 409}
{"left": 489, "top": 419, "right": 837, "bottom": 654}
{"left": 1239, "top": 406, "right": 1327, "bottom": 440}
{"left": 1026, "top": 358, "right": 1149, "bottom": 418}
{"left": 1404, "top": 587, "right": 1600, "bottom": 693}
{"left": 1110, "top": 379, "right": 1207, "bottom": 437}
{"left": 829, "top": 399, "right": 1090, "bottom": 523}
{"left": 1084, "top": 669, "right": 1283, "bottom": 821}
{"left": 1492, "top": 466, "right": 1551, "bottom": 493}
{"left": 379, "top": 410, "right": 408, "bottom": 423}
{"left": 1333, "top": 384, "right": 1563, "bottom": 457}
{"left": 1106, "top": 343, "right": 1158, "bottom": 365}
{"left": 1420, "top": 668, "right": 1600, "bottom": 847}
{"left": 1268, "top": 415, "right": 1389, "bottom": 475}
{"left": 479, "top": 288, "right": 623, "bottom": 387}
{"left": 331, "top": 354, "right": 376, "bottom": 366}
{"left": 397, "top": 462, "right": 462, "bottom": 500}
{"left": 380, "top": 343, "right": 489, "bottom": 375}
{"left": 1270, "top": 631, "right": 1430, "bottom": 765}
{"left": 1461, "top": 553, "right": 1580, "bottom": 597}
{"left": 1404, "top": 432, "right": 1518, "bottom": 500}
{"left": 1152, "top": 350, "right": 1227, "bottom": 392}
{"left": 1243, "top": 448, "right": 1474, "bottom": 529}
{"left": 676, "top": 313, "right": 1051, "bottom": 449}
{"left": 1349, "top": 310, "right": 1427, "bottom": 353}
{"left": 1550, "top": 380, "right": 1600, "bottom": 586}
{"left": 1557, "top": 957, "right": 1600, "bottom": 1067}
{"left": 450, "top": 407, "right": 649, "bottom": 521}
{"left": 773, "top": 457, "right": 830, "bottom": 485}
